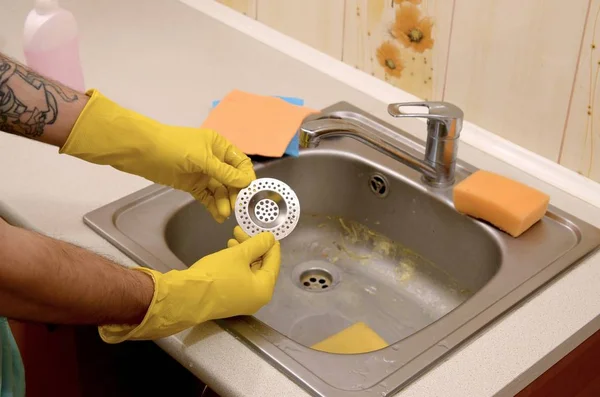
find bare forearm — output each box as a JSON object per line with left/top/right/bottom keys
{"left": 0, "top": 219, "right": 153, "bottom": 325}
{"left": 0, "top": 51, "right": 88, "bottom": 147}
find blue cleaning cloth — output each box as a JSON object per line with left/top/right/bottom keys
{"left": 211, "top": 96, "right": 303, "bottom": 157}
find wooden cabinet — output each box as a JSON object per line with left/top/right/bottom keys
{"left": 517, "top": 328, "right": 600, "bottom": 397}
{"left": 9, "top": 320, "right": 205, "bottom": 397}
{"left": 11, "top": 317, "right": 600, "bottom": 396}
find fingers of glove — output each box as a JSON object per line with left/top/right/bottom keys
{"left": 229, "top": 187, "right": 240, "bottom": 211}
{"left": 233, "top": 225, "right": 251, "bottom": 243}
{"left": 214, "top": 133, "right": 256, "bottom": 179}
{"left": 227, "top": 226, "right": 249, "bottom": 249}
{"left": 208, "top": 178, "right": 231, "bottom": 218}
{"left": 207, "top": 133, "right": 256, "bottom": 188}
{"left": 227, "top": 238, "right": 240, "bottom": 248}
{"left": 228, "top": 227, "right": 260, "bottom": 271}
{"left": 229, "top": 153, "right": 256, "bottom": 181}
{"left": 253, "top": 239, "right": 281, "bottom": 284}
{"left": 193, "top": 190, "right": 226, "bottom": 224}
{"left": 250, "top": 261, "right": 263, "bottom": 272}
{"left": 207, "top": 155, "right": 255, "bottom": 189}
{"left": 228, "top": 238, "right": 262, "bottom": 272}
{"left": 236, "top": 232, "right": 276, "bottom": 264}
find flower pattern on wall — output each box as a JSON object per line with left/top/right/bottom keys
{"left": 219, "top": 0, "right": 436, "bottom": 102}
{"left": 391, "top": 3, "right": 434, "bottom": 53}
{"left": 376, "top": 41, "right": 405, "bottom": 77}
{"left": 376, "top": 0, "right": 434, "bottom": 91}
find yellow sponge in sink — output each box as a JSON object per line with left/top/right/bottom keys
{"left": 453, "top": 170, "right": 550, "bottom": 238}
{"left": 310, "top": 322, "right": 388, "bottom": 354}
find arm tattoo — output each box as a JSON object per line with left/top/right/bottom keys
{"left": 0, "top": 55, "right": 78, "bottom": 138}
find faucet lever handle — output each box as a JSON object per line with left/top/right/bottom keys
{"left": 387, "top": 101, "right": 463, "bottom": 139}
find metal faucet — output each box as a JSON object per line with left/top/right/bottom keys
{"left": 299, "top": 101, "right": 464, "bottom": 187}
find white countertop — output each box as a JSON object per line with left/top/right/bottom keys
{"left": 2, "top": 1, "right": 600, "bottom": 396}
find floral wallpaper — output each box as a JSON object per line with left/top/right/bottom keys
{"left": 375, "top": 0, "right": 435, "bottom": 100}
{"left": 218, "top": 0, "right": 600, "bottom": 183}
{"left": 218, "top": 0, "right": 438, "bottom": 100}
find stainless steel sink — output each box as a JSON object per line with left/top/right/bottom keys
{"left": 83, "top": 101, "right": 600, "bottom": 396}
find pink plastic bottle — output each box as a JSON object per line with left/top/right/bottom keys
{"left": 23, "top": 0, "right": 85, "bottom": 92}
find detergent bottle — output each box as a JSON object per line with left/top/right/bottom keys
{"left": 23, "top": 0, "right": 85, "bottom": 91}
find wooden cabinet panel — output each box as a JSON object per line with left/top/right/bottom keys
{"left": 560, "top": 1, "right": 600, "bottom": 182}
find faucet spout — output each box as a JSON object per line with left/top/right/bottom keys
{"left": 299, "top": 101, "right": 464, "bottom": 187}
{"left": 299, "top": 118, "right": 438, "bottom": 180}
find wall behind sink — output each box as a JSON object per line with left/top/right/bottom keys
{"left": 217, "top": 0, "right": 600, "bottom": 183}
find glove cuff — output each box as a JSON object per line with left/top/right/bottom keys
{"left": 59, "top": 88, "right": 100, "bottom": 157}
{"left": 98, "top": 266, "right": 161, "bottom": 344}
{"left": 59, "top": 89, "right": 164, "bottom": 171}
{"left": 98, "top": 266, "right": 217, "bottom": 343}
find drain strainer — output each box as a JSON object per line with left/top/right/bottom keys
{"left": 234, "top": 177, "right": 300, "bottom": 240}
{"left": 300, "top": 269, "right": 332, "bottom": 291}
{"left": 292, "top": 260, "right": 341, "bottom": 292}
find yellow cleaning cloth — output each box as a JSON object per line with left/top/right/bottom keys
{"left": 200, "top": 89, "right": 319, "bottom": 158}
{"left": 311, "top": 322, "right": 389, "bottom": 354}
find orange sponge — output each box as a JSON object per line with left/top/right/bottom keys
{"left": 453, "top": 170, "right": 550, "bottom": 237}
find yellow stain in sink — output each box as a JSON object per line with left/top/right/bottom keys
{"left": 395, "top": 259, "right": 415, "bottom": 282}
{"left": 311, "top": 322, "right": 389, "bottom": 354}
{"left": 337, "top": 242, "right": 371, "bottom": 260}
{"left": 339, "top": 218, "right": 354, "bottom": 240}
{"left": 314, "top": 214, "right": 472, "bottom": 297}
{"left": 374, "top": 239, "right": 393, "bottom": 257}
{"left": 337, "top": 216, "right": 416, "bottom": 261}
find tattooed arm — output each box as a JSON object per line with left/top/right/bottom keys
{"left": 0, "top": 54, "right": 154, "bottom": 325}
{"left": 0, "top": 52, "right": 88, "bottom": 147}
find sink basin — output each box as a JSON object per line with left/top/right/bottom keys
{"left": 83, "top": 101, "right": 600, "bottom": 396}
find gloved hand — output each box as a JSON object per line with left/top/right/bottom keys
{"left": 60, "top": 89, "right": 255, "bottom": 222}
{"left": 227, "top": 225, "right": 253, "bottom": 248}
{"left": 99, "top": 228, "right": 281, "bottom": 343}
{"left": 227, "top": 225, "right": 264, "bottom": 270}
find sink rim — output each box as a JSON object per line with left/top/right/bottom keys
{"left": 83, "top": 183, "right": 600, "bottom": 395}
{"left": 82, "top": 101, "right": 600, "bottom": 397}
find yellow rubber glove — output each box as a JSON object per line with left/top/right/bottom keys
{"left": 99, "top": 229, "right": 281, "bottom": 343}
{"left": 228, "top": 226, "right": 263, "bottom": 270}
{"left": 60, "top": 89, "right": 255, "bottom": 222}
{"left": 227, "top": 225, "right": 253, "bottom": 247}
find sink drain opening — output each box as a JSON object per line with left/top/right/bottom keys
{"left": 300, "top": 269, "right": 333, "bottom": 291}
{"left": 292, "top": 260, "right": 341, "bottom": 292}
{"left": 369, "top": 173, "right": 389, "bottom": 198}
